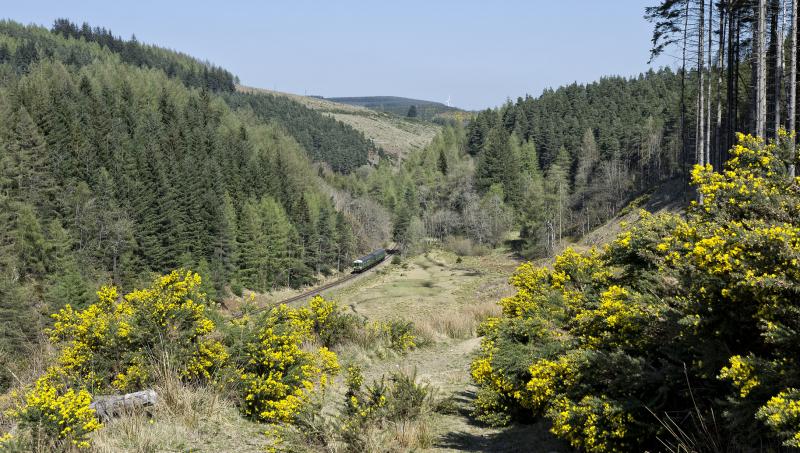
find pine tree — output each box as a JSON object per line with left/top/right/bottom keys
{"left": 2, "top": 107, "right": 52, "bottom": 210}
{"left": 45, "top": 263, "right": 91, "bottom": 311}
{"left": 475, "top": 127, "right": 520, "bottom": 200}
{"left": 14, "top": 203, "right": 48, "bottom": 279}
{"left": 236, "top": 199, "right": 269, "bottom": 291}
{"left": 212, "top": 192, "right": 238, "bottom": 288}
{"left": 437, "top": 147, "right": 449, "bottom": 175}
{"left": 258, "top": 196, "right": 293, "bottom": 286}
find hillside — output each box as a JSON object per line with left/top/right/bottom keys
{"left": 237, "top": 85, "right": 441, "bottom": 159}
{"left": 327, "top": 95, "right": 464, "bottom": 121}
{"left": 0, "top": 20, "right": 376, "bottom": 375}
{"left": 85, "top": 189, "right": 675, "bottom": 453}
{"left": 45, "top": 20, "right": 384, "bottom": 173}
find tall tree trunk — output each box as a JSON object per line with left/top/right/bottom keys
{"left": 707, "top": 0, "right": 714, "bottom": 167}
{"left": 727, "top": 5, "right": 737, "bottom": 156}
{"left": 757, "top": 0, "right": 768, "bottom": 137}
{"left": 698, "top": 0, "right": 707, "bottom": 172}
{"left": 717, "top": 2, "right": 727, "bottom": 168}
{"left": 735, "top": 14, "right": 741, "bottom": 150}
{"left": 681, "top": 0, "right": 690, "bottom": 198}
{"left": 775, "top": 0, "right": 785, "bottom": 137}
{"left": 791, "top": 0, "right": 798, "bottom": 176}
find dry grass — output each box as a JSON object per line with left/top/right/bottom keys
{"left": 91, "top": 369, "right": 267, "bottom": 453}
{"left": 417, "top": 299, "right": 501, "bottom": 340}
{"left": 236, "top": 85, "right": 440, "bottom": 159}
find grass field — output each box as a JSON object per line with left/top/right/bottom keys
{"left": 237, "top": 85, "right": 440, "bottom": 159}
{"left": 317, "top": 248, "right": 570, "bottom": 452}
{"left": 85, "top": 247, "right": 571, "bottom": 452}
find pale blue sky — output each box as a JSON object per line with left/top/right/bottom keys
{"left": 5, "top": 1, "right": 668, "bottom": 110}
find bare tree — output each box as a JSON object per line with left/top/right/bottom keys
{"left": 698, "top": 0, "right": 707, "bottom": 171}
{"left": 716, "top": 1, "right": 727, "bottom": 168}
{"left": 706, "top": 0, "right": 714, "bottom": 167}
{"left": 757, "top": 0, "right": 768, "bottom": 137}
{"left": 791, "top": 0, "right": 798, "bottom": 176}
{"left": 774, "top": 0, "right": 785, "bottom": 138}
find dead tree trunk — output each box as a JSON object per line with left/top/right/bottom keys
{"left": 775, "top": 0, "right": 785, "bottom": 137}
{"left": 698, "top": 0, "right": 707, "bottom": 172}
{"left": 758, "top": 0, "right": 769, "bottom": 137}
{"left": 791, "top": 0, "right": 798, "bottom": 176}
{"left": 681, "top": 0, "right": 691, "bottom": 198}
{"left": 90, "top": 389, "right": 158, "bottom": 421}
{"left": 717, "top": 2, "right": 727, "bottom": 168}
{"left": 707, "top": 0, "right": 715, "bottom": 167}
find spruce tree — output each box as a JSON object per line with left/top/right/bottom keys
{"left": 437, "top": 147, "right": 449, "bottom": 175}
{"left": 14, "top": 203, "right": 48, "bottom": 279}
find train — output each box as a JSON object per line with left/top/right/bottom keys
{"left": 352, "top": 248, "right": 386, "bottom": 273}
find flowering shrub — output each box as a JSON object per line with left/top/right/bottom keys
{"left": 237, "top": 303, "right": 340, "bottom": 423}
{"left": 8, "top": 375, "right": 101, "bottom": 449}
{"left": 471, "top": 134, "right": 800, "bottom": 450}
{"left": 756, "top": 389, "right": 800, "bottom": 447}
{"left": 46, "top": 270, "right": 227, "bottom": 391}
{"left": 7, "top": 270, "right": 226, "bottom": 449}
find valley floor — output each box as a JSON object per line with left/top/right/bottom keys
{"left": 91, "top": 247, "right": 572, "bottom": 452}
{"left": 320, "top": 249, "right": 571, "bottom": 453}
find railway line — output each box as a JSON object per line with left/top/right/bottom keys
{"left": 232, "top": 245, "right": 396, "bottom": 318}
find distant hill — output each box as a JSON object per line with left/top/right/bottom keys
{"left": 327, "top": 96, "right": 463, "bottom": 120}
{"left": 239, "top": 87, "right": 441, "bottom": 159}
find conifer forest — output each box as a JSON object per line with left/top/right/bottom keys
{"left": 2, "top": 2, "right": 800, "bottom": 451}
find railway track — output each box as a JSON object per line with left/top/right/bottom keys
{"left": 232, "top": 247, "right": 395, "bottom": 318}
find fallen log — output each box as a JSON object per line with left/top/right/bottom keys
{"left": 90, "top": 389, "right": 158, "bottom": 421}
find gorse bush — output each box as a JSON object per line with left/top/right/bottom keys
{"left": 1, "top": 280, "right": 426, "bottom": 450}
{"left": 340, "top": 365, "right": 435, "bottom": 452}
{"left": 471, "top": 134, "right": 800, "bottom": 451}
{"left": 47, "top": 270, "right": 227, "bottom": 391}
{"left": 6, "top": 378, "right": 100, "bottom": 450}
{"left": 4, "top": 270, "right": 225, "bottom": 449}
{"left": 235, "top": 303, "right": 340, "bottom": 424}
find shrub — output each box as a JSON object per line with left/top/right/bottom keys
{"left": 6, "top": 270, "right": 226, "bottom": 450}
{"left": 46, "top": 270, "right": 227, "bottom": 391}
{"left": 235, "top": 304, "right": 340, "bottom": 424}
{"left": 384, "top": 320, "right": 417, "bottom": 352}
{"left": 7, "top": 375, "right": 101, "bottom": 450}
{"left": 471, "top": 134, "right": 800, "bottom": 450}
{"left": 307, "top": 296, "right": 364, "bottom": 348}
{"left": 339, "top": 366, "right": 435, "bottom": 451}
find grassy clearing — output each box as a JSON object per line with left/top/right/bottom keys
{"left": 325, "top": 249, "right": 517, "bottom": 329}
{"left": 237, "top": 85, "right": 440, "bottom": 159}
{"left": 311, "top": 247, "right": 570, "bottom": 452}
{"left": 3, "top": 247, "right": 563, "bottom": 452}
{"left": 91, "top": 374, "right": 269, "bottom": 453}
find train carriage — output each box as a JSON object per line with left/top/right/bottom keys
{"left": 352, "top": 249, "right": 386, "bottom": 273}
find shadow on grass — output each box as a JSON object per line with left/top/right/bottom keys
{"left": 436, "top": 390, "right": 572, "bottom": 453}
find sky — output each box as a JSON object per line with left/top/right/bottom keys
{"left": 4, "top": 0, "right": 671, "bottom": 110}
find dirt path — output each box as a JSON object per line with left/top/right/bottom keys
{"left": 327, "top": 250, "right": 570, "bottom": 452}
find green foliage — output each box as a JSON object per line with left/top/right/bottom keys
{"left": 471, "top": 134, "right": 800, "bottom": 450}
{"left": 5, "top": 270, "right": 226, "bottom": 449}
{"left": 328, "top": 95, "right": 460, "bottom": 121}
{"left": 50, "top": 19, "right": 236, "bottom": 92}
{"left": 223, "top": 91, "right": 377, "bottom": 172}
{"left": 0, "top": 21, "right": 365, "bottom": 372}
{"left": 466, "top": 70, "right": 683, "bottom": 256}
{"left": 340, "top": 366, "right": 435, "bottom": 451}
